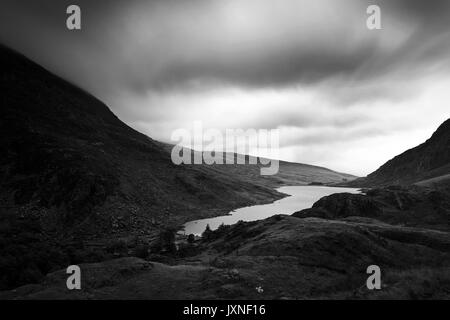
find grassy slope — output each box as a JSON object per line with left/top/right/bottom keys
{"left": 159, "top": 143, "right": 357, "bottom": 187}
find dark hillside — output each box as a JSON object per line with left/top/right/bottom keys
{"left": 347, "top": 119, "right": 450, "bottom": 187}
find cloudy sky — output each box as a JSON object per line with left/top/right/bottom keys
{"left": 1, "top": 0, "right": 450, "bottom": 176}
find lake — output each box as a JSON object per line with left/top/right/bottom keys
{"left": 182, "top": 185, "right": 361, "bottom": 236}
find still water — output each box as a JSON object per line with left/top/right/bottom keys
{"left": 182, "top": 185, "right": 360, "bottom": 235}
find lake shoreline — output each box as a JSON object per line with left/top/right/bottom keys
{"left": 181, "top": 185, "right": 361, "bottom": 236}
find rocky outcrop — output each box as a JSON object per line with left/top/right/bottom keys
{"left": 293, "top": 185, "right": 450, "bottom": 231}
{"left": 295, "top": 193, "right": 382, "bottom": 219}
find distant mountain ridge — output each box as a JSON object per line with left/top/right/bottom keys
{"left": 349, "top": 119, "right": 450, "bottom": 187}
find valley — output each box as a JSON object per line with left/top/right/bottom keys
{"left": 0, "top": 44, "right": 449, "bottom": 299}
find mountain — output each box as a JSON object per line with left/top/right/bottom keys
{"left": 0, "top": 44, "right": 355, "bottom": 233}
{"left": 0, "top": 44, "right": 279, "bottom": 235}
{"left": 348, "top": 119, "right": 450, "bottom": 187}
{"left": 0, "top": 44, "right": 355, "bottom": 290}
{"left": 159, "top": 143, "right": 356, "bottom": 187}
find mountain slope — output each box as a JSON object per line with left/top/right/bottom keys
{"left": 0, "top": 44, "right": 355, "bottom": 233}
{"left": 0, "top": 44, "right": 281, "bottom": 235}
{"left": 0, "top": 44, "right": 283, "bottom": 289}
{"left": 159, "top": 143, "right": 356, "bottom": 186}
{"left": 349, "top": 119, "right": 450, "bottom": 187}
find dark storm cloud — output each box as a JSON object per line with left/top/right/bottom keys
{"left": 279, "top": 126, "right": 385, "bottom": 148}
{"left": 240, "top": 108, "right": 371, "bottom": 131}
{"left": 384, "top": 0, "right": 450, "bottom": 20}
{"left": 150, "top": 42, "right": 376, "bottom": 90}
{"left": 1, "top": 0, "right": 450, "bottom": 96}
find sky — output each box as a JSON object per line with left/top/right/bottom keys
{"left": 1, "top": 0, "right": 450, "bottom": 176}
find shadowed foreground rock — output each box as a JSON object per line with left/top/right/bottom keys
{"left": 2, "top": 215, "right": 449, "bottom": 299}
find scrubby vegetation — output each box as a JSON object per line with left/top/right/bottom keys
{"left": 0, "top": 211, "right": 67, "bottom": 290}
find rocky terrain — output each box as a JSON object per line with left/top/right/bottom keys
{"left": 2, "top": 211, "right": 449, "bottom": 299}
{"left": 294, "top": 184, "right": 450, "bottom": 232}
{"left": 4, "top": 117, "right": 448, "bottom": 299}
